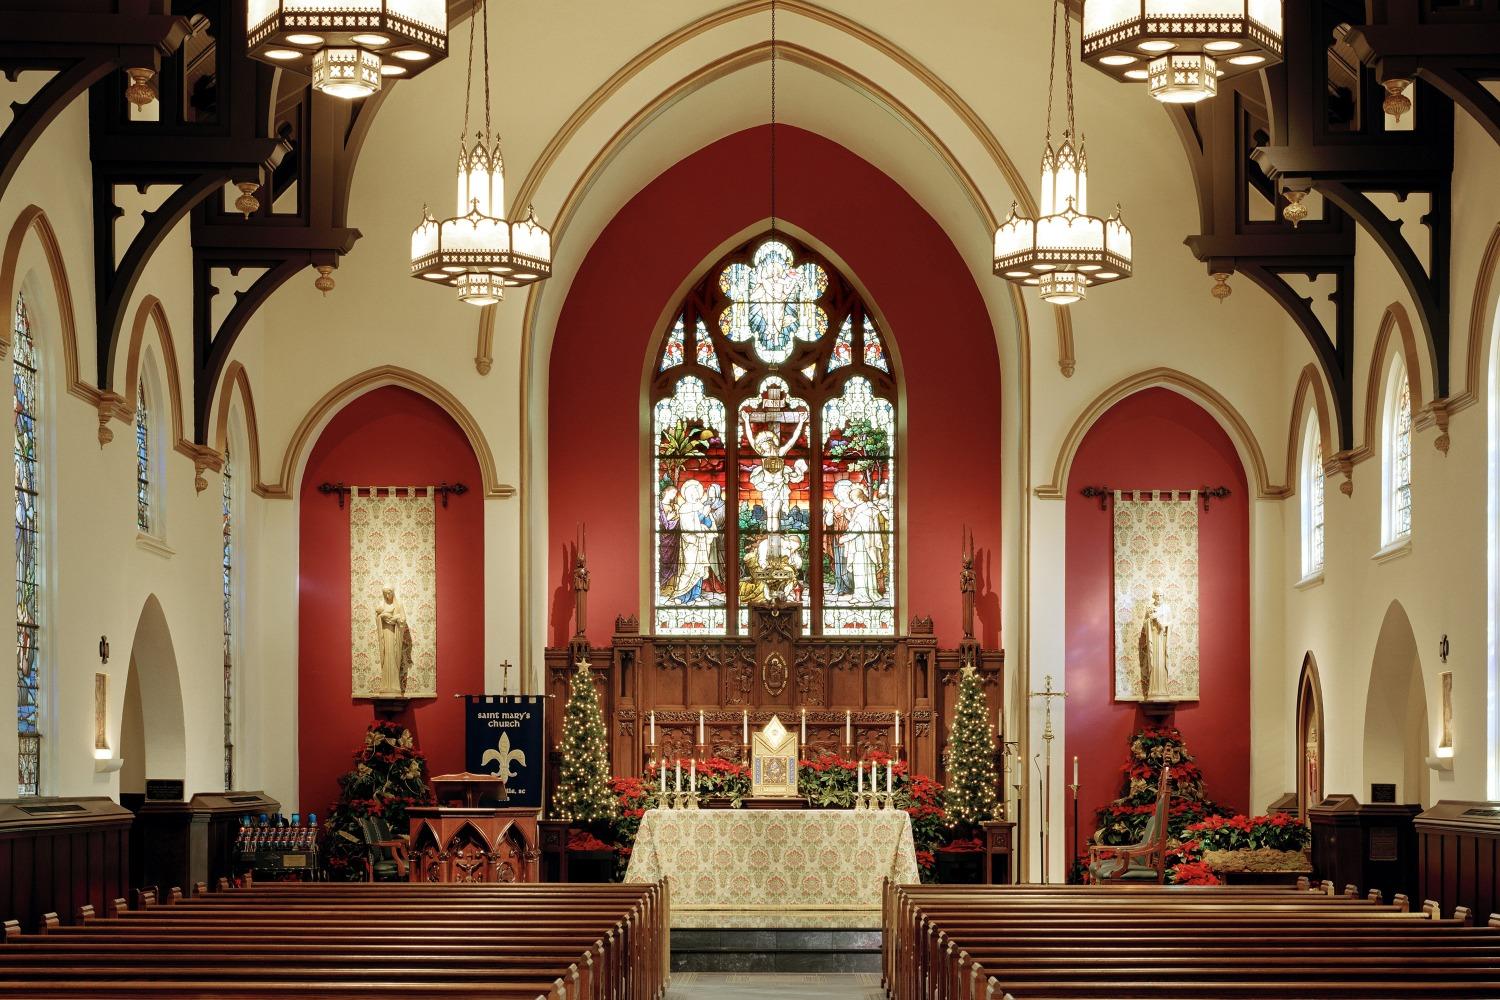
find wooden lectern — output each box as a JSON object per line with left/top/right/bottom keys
{"left": 406, "top": 772, "right": 540, "bottom": 883}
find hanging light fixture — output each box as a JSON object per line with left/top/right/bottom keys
{"left": 1081, "top": 1, "right": 1283, "bottom": 104}
{"left": 409, "top": 0, "right": 551, "bottom": 306}
{"left": 995, "top": 0, "right": 1132, "bottom": 306}
{"left": 245, "top": 1, "right": 448, "bottom": 99}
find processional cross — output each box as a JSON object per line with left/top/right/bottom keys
{"left": 1029, "top": 674, "right": 1068, "bottom": 884}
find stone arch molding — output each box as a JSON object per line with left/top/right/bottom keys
{"left": 1035, "top": 367, "right": 1285, "bottom": 500}
{"left": 273, "top": 365, "right": 515, "bottom": 500}
{"left": 211, "top": 360, "right": 271, "bottom": 497}
{"left": 0, "top": 205, "right": 87, "bottom": 396}
{"left": 1284, "top": 363, "right": 1336, "bottom": 497}
{"left": 1360, "top": 302, "right": 1441, "bottom": 458}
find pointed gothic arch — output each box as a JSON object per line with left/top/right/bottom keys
{"left": 273, "top": 366, "right": 514, "bottom": 500}
{"left": 1296, "top": 653, "right": 1325, "bottom": 819}
{"left": 0, "top": 206, "right": 84, "bottom": 394}
{"left": 1285, "top": 363, "right": 1334, "bottom": 491}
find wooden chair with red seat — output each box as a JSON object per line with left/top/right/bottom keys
{"left": 1087, "top": 766, "right": 1172, "bottom": 884}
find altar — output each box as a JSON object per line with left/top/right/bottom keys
{"left": 623, "top": 808, "right": 920, "bottom": 909}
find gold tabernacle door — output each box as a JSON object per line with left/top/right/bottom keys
{"left": 751, "top": 714, "right": 799, "bottom": 797}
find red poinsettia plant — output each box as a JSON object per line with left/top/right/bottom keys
{"left": 1187, "top": 812, "right": 1311, "bottom": 853}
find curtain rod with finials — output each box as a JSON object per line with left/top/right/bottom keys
{"left": 1078, "top": 485, "right": 1231, "bottom": 513}
{"left": 317, "top": 482, "right": 470, "bottom": 510}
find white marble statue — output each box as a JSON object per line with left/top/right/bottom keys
{"left": 1140, "top": 589, "right": 1172, "bottom": 700}
{"left": 375, "top": 584, "right": 412, "bottom": 695}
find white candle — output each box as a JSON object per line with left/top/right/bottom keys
{"left": 674, "top": 760, "right": 681, "bottom": 793}
{"left": 690, "top": 759, "right": 697, "bottom": 793}
{"left": 698, "top": 710, "right": 705, "bottom": 744}
{"left": 858, "top": 761, "right": 864, "bottom": 794}
{"left": 886, "top": 759, "right": 893, "bottom": 795}
{"left": 846, "top": 710, "right": 852, "bottom": 746}
{"left": 996, "top": 708, "right": 1002, "bottom": 736}
{"left": 659, "top": 761, "right": 667, "bottom": 794}
{"left": 650, "top": 711, "right": 656, "bottom": 744}
{"left": 743, "top": 709, "right": 749, "bottom": 744}
{"left": 1073, "top": 755, "right": 1079, "bottom": 786}
{"left": 800, "top": 708, "right": 807, "bottom": 744}
{"left": 895, "top": 710, "right": 901, "bottom": 745}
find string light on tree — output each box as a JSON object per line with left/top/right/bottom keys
{"left": 550, "top": 656, "right": 619, "bottom": 824}
{"left": 943, "top": 663, "right": 1001, "bottom": 829}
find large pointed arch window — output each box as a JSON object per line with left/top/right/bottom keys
{"left": 650, "top": 234, "right": 898, "bottom": 636}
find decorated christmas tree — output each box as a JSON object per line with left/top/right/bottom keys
{"left": 322, "top": 720, "right": 435, "bottom": 880}
{"left": 551, "top": 657, "right": 620, "bottom": 823}
{"left": 1092, "top": 725, "right": 1229, "bottom": 848}
{"left": 942, "top": 663, "right": 1000, "bottom": 831}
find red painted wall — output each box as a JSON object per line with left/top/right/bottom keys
{"left": 297, "top": 386, "right": 485, "bottom": 816}
{"left": 548, "top": 126, "right": 1002, "bottom": 648}
{"left": 1064, "top": 388, "right": 1251, "bottom": 856}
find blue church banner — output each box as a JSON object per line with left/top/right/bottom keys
{"left": 464, "top": 695, "right": 545, "bottom": 810}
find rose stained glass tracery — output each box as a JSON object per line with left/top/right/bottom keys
{"left": 650, "top": 235, "right": 897, "bottom": 636}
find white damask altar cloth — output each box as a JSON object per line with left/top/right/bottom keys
{"left": 623, "top": 808, "right": 920, "bottom": 909}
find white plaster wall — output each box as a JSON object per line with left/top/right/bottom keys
{"left": 1, "top": 7, "right": 1494, "bottom": 867}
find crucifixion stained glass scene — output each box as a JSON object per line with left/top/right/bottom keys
{"left": 652, "top": 235, "right": 896, "bottom": 637}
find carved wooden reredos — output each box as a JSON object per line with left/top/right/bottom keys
{"left": 545, "top": 604, "right": 1002, "bottom": 788}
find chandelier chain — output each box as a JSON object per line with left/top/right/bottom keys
{"left": 481, "top": 0, "right": 493, "bottom": 140}
{"left": 770, "top": 0, "right": 777, "bottom": 234}
{"left": 1044, "top": 0, "right": 1058, "bottom": 141}
{"left": 460, "top": 0, "right": 477, "bottom": 144}
{"left": 1063, "top": 0, "right": 1075, "bottom": 136}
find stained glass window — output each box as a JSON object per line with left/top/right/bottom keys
{"left": 221, "top": 449, "right": 234, "bottom": 791}
{"left": 135, "top": 381, "right": 150, "bottom": 532}
{"left": 1392, "top": 371, "right": 1412, "bottom": 540}
{"left": 649, "top": 234, "right": 898, "bottom": 635}
{"left": 14, "top": 292, "right": 40, "bottom": 796}
{"left": 1302, "top": 422, "right": 1324, "bottom": 577}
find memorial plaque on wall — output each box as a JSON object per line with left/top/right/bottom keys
{"left": 1371, "top": 783, "right": 1397, "bottom": 803}
{"left": 145, "top": 778, "right": 185, "bottom": 801}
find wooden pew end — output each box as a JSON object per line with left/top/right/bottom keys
{"left": 1343, "top": 883, "right": 1358, "bottom": 898}
{"left": 194, "top": 881, "right": 207, "bottom": 897}
{"left": 2, "top": 919, "right": 19, "bottom": 941}
{"left": 1422, "top": 898, "right": 1442, "bottom": 919}
{"left": 107, "top": 896, "right": 127, "bottom": 917}
{"left": 75, "top": 904, "right": 95, "bottom": 923}
{"left": 39, "top": 912, "right": 59, "bottom": 934}
{"left": 1455, "top": 905, "right": 1474, "bottom": 926}
{"left": 1296, "top": 875, "right": 1310, "bottom": 891}
{"left": 216, "top": 876, "right": 229, "bottom": 892}
{"left": 1367, "top": 888, "right": 1383, "bottom": 904}
{"left": 1319, "top": 879, "right": 1336, "bottom": 896}
{"left": 1394, "top": 892, "right": 1411, "bottom": 912}
{"left": 167, "top": 886, "right": 183, "bottom": 905}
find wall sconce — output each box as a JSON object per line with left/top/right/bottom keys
{"left": 99, "top": 635, "right": 110, "bottom": 663}
{"left": 1439, "top": 634, "right": 1450, "bottom": 663}
{"left": 1428, "top": 745, "right": 1455, "bottom": 772}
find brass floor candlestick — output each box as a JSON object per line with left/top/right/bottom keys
{"left": 1029, "top": 675, "right": 1068, "bottom": 885}
{"left": 1068, "top": 779, "right": 1080, "bottom": 883}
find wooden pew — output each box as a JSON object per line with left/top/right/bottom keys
{"left": 0, "top": 881, "right": 669, "bottom": 1000}
{"left": 884, "top": 882, "right": 1500, "bottom": 999}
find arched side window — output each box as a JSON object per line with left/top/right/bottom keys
{"left": 221, "top": 447, "right": 234, "bottom": 790}
{"left": 649, "top": 234, "right": 898, "bottom": 636}
{"left": 1300, "top": 417, "right": 1324, "bottom": 578}
{"left": 13, "top": 292, "right": 42, "bottom": 796}
{"left": 1382, "top": 360, "right": 1413, "bottom": 545}
{"left": 135, "top": 378, "right": 151, "bottom": 532}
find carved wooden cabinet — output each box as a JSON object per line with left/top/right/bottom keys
{"left": 406, "top": 807, "right": 539, "bottom": 884}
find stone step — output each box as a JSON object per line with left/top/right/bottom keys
{"left": 670, "top": 928, "right": 882, "bottom": 973}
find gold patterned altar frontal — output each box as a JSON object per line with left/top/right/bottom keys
{"left": 350, "top": 491, "right": 438, "bottom": 698}
{"left": 1113, "top": 490, "right": 1199, "bottom": 702}
{"left": 623, "top": 809, "right": 921, "bottom": 909}
{"left": 751, "top": 715, "right": 798, "bottom": 797}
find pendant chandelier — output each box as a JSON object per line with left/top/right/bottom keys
{"left": 245, "top": 0, "right": 448, "bottom": 99}
{"left": 994, "top": 0, "right": 1132, "bottom": 306}
{"left": 409, "top": 0, "right": 551, "bottom": 307}
{"left": 1081, "top": 1, "right": 1283, "bottom": 104}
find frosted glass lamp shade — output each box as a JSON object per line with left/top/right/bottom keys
{"left": 246, "top": 0, "right": 448, "bottom": 95}
{"left": 1082, "top": 0, "right": 1281, "bottom": 96}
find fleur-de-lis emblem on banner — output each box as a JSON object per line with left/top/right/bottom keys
{"left": 481, "top": 731, "right": 526, "bottom": 781}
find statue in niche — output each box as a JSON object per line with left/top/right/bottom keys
{"left": 1304, "top": 724, "right": 1321, "bottom": 809}
{"left": 375, "top": 584, "right": 413, "bottom": 695}
{"left": 1137, "top": 590, "right": 1172, "bottom": 701}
